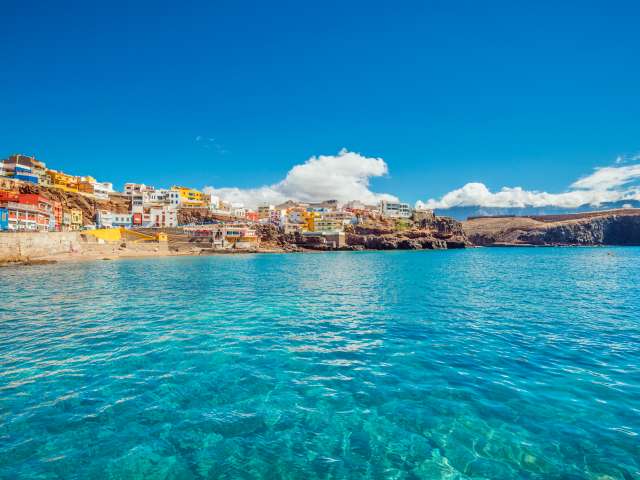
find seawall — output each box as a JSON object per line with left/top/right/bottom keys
{"left": 0, "top": 231, "right": 83, "bottom": 262}
{"left": 0, "top": 230, "right": 176, "bottom": 264}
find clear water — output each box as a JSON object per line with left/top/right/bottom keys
{"left": 1, "top": 249, "right": 639, "bottom": 479}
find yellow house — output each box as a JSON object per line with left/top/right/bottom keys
{"left": 303, "top": 211, "right": 321, "bottom": 232}
{"left": 48, "top": 170, "right": 79, "bottom": 192}
{"left": 78, "top": 181, "right": 95, "bottom": 194}
{"left": 70, "top": 209, "right": 83, "bottom": 230}
{"left": 171, "top": 186, "right": 205, "bottom": 207}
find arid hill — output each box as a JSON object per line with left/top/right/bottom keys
{"left": 463, "top": 209, "right": 640, "bottom": 246}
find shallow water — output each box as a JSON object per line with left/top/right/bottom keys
{"left": 0, "top": 248, "right": 639, "bottom": 479}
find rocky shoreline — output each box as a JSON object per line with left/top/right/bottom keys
{"left": 254, "top": 214, "right": 470, "bottom": 252}
{"left": 4, "top": 209, "right": 640, "bottom": 268}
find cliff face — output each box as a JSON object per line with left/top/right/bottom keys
{"left": 463, "top": 210, "right": 640, "bottom": 246}
{"left": 254, "top": 216, "right": 469, "bottom": 251}
{"left": 521, "top": 215, "right": 640, "bottom": 245}
{"left": 345, "top": 215, "right": 469, "bottom": 250}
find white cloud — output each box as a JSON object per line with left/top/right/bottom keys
{"left": 570, "top": 163, "right": 640, "bottom": 190}
{"left": 204, "top": 149, "right": 398, "bottom": 208}
{"left": 417, "top": 160, "right": 640, "bottom": 210}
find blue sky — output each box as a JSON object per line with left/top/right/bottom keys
{"left": 1, "top": 0, "right": 639, "bottom": 207}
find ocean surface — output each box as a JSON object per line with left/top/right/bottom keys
{"left": 0, "top": 248, "right": 639, "bottom": 479}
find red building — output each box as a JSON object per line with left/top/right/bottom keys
{"left": 245, "top": 211, "right": 259, "bottom": 222}
{"left": 0, "top": 190, "right": 19, "bottom": 203}
{"left": 52, "top": 201, "right": 63, "bottom": 231}
{"left": 0, "top": 192, "right": 54, "bottom": 231}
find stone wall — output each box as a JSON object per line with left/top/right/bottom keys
{"left": 0, "top": 231, "right": 83, "bottom": 261}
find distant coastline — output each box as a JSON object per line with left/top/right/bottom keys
{"left": 3, "top": 202, "right": 640, "bottom": 267}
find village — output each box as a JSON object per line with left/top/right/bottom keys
{"left": 0, "top": 153, "right": 446, "bottom": 253}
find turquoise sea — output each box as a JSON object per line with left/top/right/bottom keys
{"left": 0, "top": 248, "right": 639, "bottom": 479}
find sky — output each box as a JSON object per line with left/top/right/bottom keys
{"left": 1, "top": 0, "right": 639, "bottom": 209}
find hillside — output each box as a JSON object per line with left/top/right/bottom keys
{"left": 464, "top": 209, "right": 640, "bottom": 246}
{"left": 0, "top": 176, "right": 130, "bottom": 226}
{"left": 14, "top": 182, "right": 131, "bottom": 226}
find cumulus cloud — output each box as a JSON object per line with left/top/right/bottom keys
{"left": 417, "top": 159, "right": 640, "bottom": 210}
{"left": 204, "top": 149, "right": 398, "bottom": 208}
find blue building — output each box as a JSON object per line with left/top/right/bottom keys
{"left": 0, "top": 207, "right": 9, "bottom": 231}
{"left": 1, "top": 154, "right": 45, "bottom": 184}
{"left": 13, "top": 165, "right": 39, "bottom": 184}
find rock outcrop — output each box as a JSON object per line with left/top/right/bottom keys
{"left": 177, "top": 208, "right": 244, "bottom": 225}
{"left": 344, "top": 215, "right": 469, "bottom": 250}
{"left": 463, "top": 209, "right": 640, "bottom": 246}
{"left": 255, "top": 224, "right": 304, "bottom": 252}
{"left": 254, "top": 215, "right": 469, "bottom": 251}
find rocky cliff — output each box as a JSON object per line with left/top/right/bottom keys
{"left": 463, "top": 209, "right": 640, "bottom": 246}
{"left": 346, "top": 215, "right": 468, "bottom": 250}
{"left": 177, "top": 208, "right": 244, "bottom": 225}
{"left": 255, "top": 215, "right": 469, "bottom": 251}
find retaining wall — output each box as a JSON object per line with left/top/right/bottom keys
{"left": 0, "top": 231, "right": 83, "bottom": 261}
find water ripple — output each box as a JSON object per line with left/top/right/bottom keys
{"left": 0, "top": 249, "right": 639, "bottom": 479}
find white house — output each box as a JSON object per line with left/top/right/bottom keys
{"left": 135, "top": 205, "right": 178, "bottom": 228}
{"left": 232, "top": 207, "right": 246, "bottom": 218}
{"left": 148, "top": 189, "right": 180, "bottom": 207}
{"left": 269, "top": 208, "right": 287, "bottom": 226}
{"left": 124, "top": 183, "right": 155, "bottom": 196}
{"left": 96, "top": 210, "right": 133, "bottom": 228}
{"left": 92, "top": 181, "right": 114, "bottom": 200}
{"left": 379, "top": 200, "right": 412, "bottom": 218}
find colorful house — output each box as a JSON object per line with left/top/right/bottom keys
{"left": 133, "top": 205, "right": 177, "bottom": 228}
{"left": 0, "top": 207, "right": 8, "bottom": 230}
{"left": 245, "top": 211, "right": 259, "bottom": 222}
{"left": 51, "top": 201, "right": 63, "bottom": 231}
{"left": 171, "top": 186, "right": 206, "bottom": 207}
{"left": 1, "top": 154, "right": 48, "bottom": 184}
{"left": 303, "top": 211, "right": 321, "bottom": 232}
{"left": 183, "top": 224, "right": 258, "bottom": 249}
{"left": 78, "top": 178, "right": 96, "bottom": 195}
{"left": 13, "top": 165, "right": 39, "bottom": 184}
{"left": 0, "top": 190, "right": 19, "bottom": 203}
{"left": 18, "top": 194, "right": 54, "bottom": 231}
{"left": 70, "top": 209, "right": 83, "bottom": 230}
{"left": 96, "top": 210, "right": 132, "bottom": 228}
{"left": 257, "top": 204, "right": 274, "bottom": 219}
{"left": 48, "top": 170, "right": 79, "bottom": 192}
{"left": 62, "top": 212, "right": 72, "bottom": 230}
{"left": 0, "top": 192, "right": 54, "bottom": 231}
